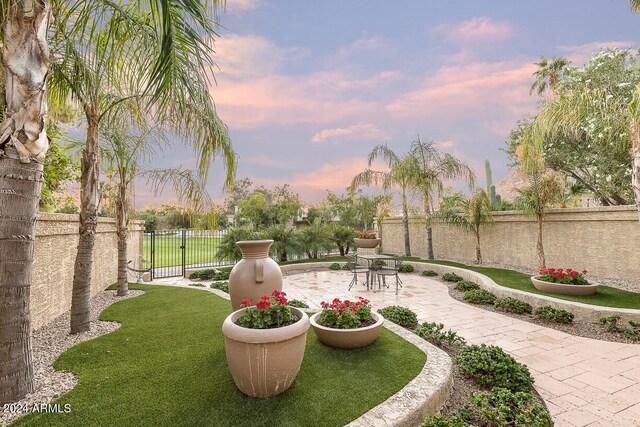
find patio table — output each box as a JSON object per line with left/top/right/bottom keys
{"left": 357, "top": 254, "right": 395, "bottom": 291}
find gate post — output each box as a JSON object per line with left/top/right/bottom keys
{"left": 182, "top": 229, "right": 187, "bottom": 277}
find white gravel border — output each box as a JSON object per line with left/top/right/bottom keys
{"left": 0, "top": 290, "right": 144, "bottom": 427}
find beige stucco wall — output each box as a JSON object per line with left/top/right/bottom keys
{"left": 31, "top": 213, "right": 144, "bottom": 331}
{"left": 380, "top": 206, "right": 640, "bottom": 285}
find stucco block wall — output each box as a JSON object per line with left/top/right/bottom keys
{"left": 380, "top": 206, "right": 640, "bottom": 285}
{"left": 30, "top": 213, "right": 144, "bottom": 331}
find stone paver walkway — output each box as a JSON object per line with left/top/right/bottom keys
{"left": 280, "top": 271, "right": 640, "bottom": 427}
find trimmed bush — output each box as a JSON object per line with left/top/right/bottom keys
{"left": 377, "top": 306, "right": 418, "bottom": 329}
{"left": 454, "top": 280, "right": 480, "bottom": 292}
{"left": 328, "top": 263, "right": 342, "bottom": 271}
{"left": 463, "top": 289, "right": 497, "bottom": 305}
{"left": 210, "top": 281, "right": 229, "bottom": 293}
{"left": 494, "top": 297, "right": 533, "bottom": 314}
{"left": 288, "top": 299, "right": 310, "bottom": 309}
{"left": 415, "top": 322, "right": 466, "bottom": 348}
{"left": 457, "top": 344, "right": 534, "bottom": 392}
{"left": 189, "top": 269, "right": 230, "bottom": 281}
{"left": 533, "top": 306, "right": 574, "bottom": 324}
{"left": 188, "top": 283, "right": 206, "bottom": 287}
{"left": 442, "top": 272, "right": 464, "bottom": 282}
{"left": 421, "top": 270, "right": 438, "bottom": 277}
{"left": 398, "top": 264, "right": 414, "bottom": 273}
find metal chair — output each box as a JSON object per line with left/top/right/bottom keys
{"left": 374, "top": 257, "right": 403, "bottom": 295}
{"left": 347, "top": 254, "right": 370, "bottom": 291}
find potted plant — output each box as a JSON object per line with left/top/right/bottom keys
{"left": 222, "top": 290, "right": 310, "bottom": 398}
{"left": 354, "top": 232, "right": 381, "bottom": 249}
{"left": 310, "top": 297, "right": 384, "bottom": 349}
{"left": 531, "top": 268, "right": 599, "bottom": 296}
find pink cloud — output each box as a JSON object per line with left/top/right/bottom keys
{"left": 435, "top": 140, "right": 455, "bottom": 149}
{"left": 434, "top": 17, "right": 514, "bottom": 43}
{"left": 557, "top": 40, "right": 634, "bottom": 65}
{"left": 311, "top": 123, "right": 389, "bottom": 144}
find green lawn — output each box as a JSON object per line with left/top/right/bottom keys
{"left": 143, "top": 235, "right": 223, "bottom": 268}
{"left": 410, "top": 258, "right": 640, "bottom": 310}
{"left": 15, "top": 285, "right": 425, "bottom": 427}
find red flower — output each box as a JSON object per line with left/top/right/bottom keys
{"left": 240, "top": 299, "right": 251, "bottom": 306}
{"left": 261, "top": 295, "right": 269, "bottom": 300}
{"left": 279, "top": 297, "right": 287, "bottom": 305}
{"left": 582, "top": 270, "right": 587, "bottom": 274}
{"left": 350, "top": 306, "right": 358, "bottom": 312}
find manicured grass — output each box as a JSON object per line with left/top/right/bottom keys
{"left": 410, "top": 259, "right": 640, "bottom": 310}
{"left": 15, "top": 285, "right": 425, "bottom": 427}
{"left": 143, "top": 235, "right": 223, "bottom": 268}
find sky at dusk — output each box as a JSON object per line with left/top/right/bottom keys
{"left": 134, "top": 0, "right": 639, "bottom": 208}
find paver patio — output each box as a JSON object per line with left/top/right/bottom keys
{"left": 160, "top": 270, "right": 640, "bottom": 427}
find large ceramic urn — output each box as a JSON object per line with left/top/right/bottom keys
{"left": 229, "top": 240, "right": 283, "bottom": 310}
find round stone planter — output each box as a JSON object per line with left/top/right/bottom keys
{"left": 310, "top": 312, "right": 384, "bottom": 349}
{"left": 530, "top": 276, "right": 599, "bottom": 296}
{"left": 222, "top": 307, "right": 310, "bottom": 398}
{"left": 354, "top": 238, "right": 381, "bottom": 249}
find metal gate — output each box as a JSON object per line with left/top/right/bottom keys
{"left": 144, "top": 229, "right": 230, "bottom": 279}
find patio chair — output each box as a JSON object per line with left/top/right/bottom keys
{"left": 346, "top": 254, "right": 369, "bottom": 291}
{"left": 374, "top": 256, "right": 403, "bottom": 295}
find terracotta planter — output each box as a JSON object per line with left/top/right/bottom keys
{"left": 229, "top": 240, "right": 283, "bottom": 310}
{"left": 354, "top": 238, "right": 381, "bottom": 249}
{"left": 222, "top": 307, "right": 310, "bottom": 398}
{"left": 310, "top": 312, "right": 384, "bottom": 349}
{"left": 531, "top": 276, "right": 599, "bottom": 296}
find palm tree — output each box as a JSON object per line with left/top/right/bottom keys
{"left": 631, "top": 0, "right": 640, "bottom": 12}
{"left": 216, "top": 227, "right": 260, "bottom": 262}
{"left": 47, "top": 0, "right": 235, "bottom": 334}
{"left": 408, "top": 137, "right": 475, "bottom": 259}
{"left": 350, "top": 145, "right": 416, "bottom": 256}
{"left": 435, "top": 190, "right": 493, "bottom": 264}
{"left": 0, "top": 0, "right": 52, "bottom": 403}
{"left": 330, "top": 224, "right": 358, "bottom": 256}
{"left": 529, "top": 56, "right": 570, "bottom": 96}
{"left": 262, "top": 225, "right": 299, "bottom": 262}
{"left": 297, "top": 220, "right": 333, "bottom": 259}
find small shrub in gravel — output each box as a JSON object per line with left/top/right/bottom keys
{"left": 598, "top": 316, "right": 640, "bottom": 341}
{"left": 463, "top": 289, "right": 496, "bottom": 305}
{"left": 533, "top": 306, "right": 574, "bottom": 324}
{"left": 398, "top": 264, "right": 414, "bottom": 273}
{"left": 188, "top": 283, "right": 206, "bottom": 287}
{"left": 494, "top": 297, "right": 533, "bottom": 315}
{"left": 210, "top": 281, "right": 229, "bottom": 293}
{"left": 415, "top": 322, "right": 466, "bottom": 348}
{"left": 442, "top": 272, "right": 464, "bottom": 282}
{"left": 377, "top": 306, "right": 418, "bottom": 329}
{"left": 328, "top": 263, "right": 342, "bottom": 271}
{"left": 421, "top": 270, "right": 438, "bottom": 277}
{"left": 457, "top": 344, "right": 534, "bottom": 392}
{"left": 454, "top": 280, "right": 479, "bottom": 292}
{"left": 189, "top": 269, "right": 230, "bottom": 280}
{"left": 288, "top": 299, "right": 309, "bottom": 309}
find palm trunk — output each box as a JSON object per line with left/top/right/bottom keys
{"left": 115, "top": 181, "right": 128, "bottom": 296}
{"left": 0, "top": 0, "right": 51, "bottom": 403}
{"left": 70, "top": 115, "right": 101, "bottom": 333}
{"left": 401, "top": 187, "right": 411, "bottom": 256}
{"left": 536, "top": 215, "right": 546, "bottom": 270}
{"left": 424, "top": 200, "right": 434, "bottom": 259}
{"left": 475, "top": 230, "right": 482, "bottom": 264}
{"left": 631, "top": 122, "right": 640, "bottom": 223}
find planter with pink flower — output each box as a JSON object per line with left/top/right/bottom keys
{"left": 310, "top": 297, "right": 384, "bottom": 349}
{"left": 531, "top": 268, "right": 599, "bottom": 296}
{"left": 222, "top": 290, "right": 310, "bottom": 398}
{"left": 354, "top": 233, "right": 381, "bottom": 249}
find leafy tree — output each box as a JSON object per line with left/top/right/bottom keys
{"left": 40, "top": 141, "right": 79, "bottom": 211}
{"left": 138, "top": 211, "right": 158, "bottom": 232}
{"left": 234, "top": 183, "right": 302, "bottom": 229}
{"left": 435, "top": 190, "right": 493, "bottom": 264}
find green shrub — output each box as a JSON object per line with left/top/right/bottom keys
{"left": 494, "top": 297, "right": 533, "bottom": 314}
{"left": 463, "top": 289, "right": 497, "bottom": 305}
{"left": 598, "top": 316, "right": 640, "bottom": 341}
{"left": 421, "top": 270, "right": 438, "bottom": 277}
{"left": 454, "top": 280, "right": 479, "bottom": 292}
{"left": 533, "top": 306, "right": 574, "bottom": 324}
{"left": 442, "top": 272, "right": 464, "bottom": 282}
{"left": 421, "top": 413, "right": 472, "bottom": 427}
{"left": 378, "top": 306, "right": 418, "bottom": 329}
{"left": 398, "top": 264, "right": 414, "bottom": 273}
{"left": 415, "top": 322, "right": 466, "bottom": 348}
{"left": 457, "top": 345, "right": 534, "bottom": 392}
{"left": 328, "top": 263, "right": 342, "bottom": 271}
{"left": 188, "top": 283, "right": 206, "bottom": 287}
{"left": 288, "top": 299, "right": 309, "bottom": 309}
{"left": 210, "top": 281, "right": 229, "bottom": 293}
{"left": 189, "top": 269, "right": 230, "bottom": 281}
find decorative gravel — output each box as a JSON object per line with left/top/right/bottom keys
{"left": 0, "top": 290, "right": 143, "bottom": 427}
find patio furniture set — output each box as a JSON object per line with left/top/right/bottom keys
{"left": 346, "top": 254, "right": 404, "bottom": 294}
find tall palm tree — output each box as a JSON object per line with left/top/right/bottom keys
{"left": 0, "top": 0, "right": 52, "bottom": 404}
{"left": 48, "top": 0, "right": 235, "bottom": 334}
{"left": 408, "top": 137, "right": 475, "bottom": 259}
{"left": 350, "top": 145, "right": 416, "bottom": 256}
{"left": 529, "top": 56, "right": 570, "bottom": 96}
{"left": 435, "top": 190, "right": 493, "bottom": 264}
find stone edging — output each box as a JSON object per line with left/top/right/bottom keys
{"left": 164, "top": 280, "right": 454, "bottom": 426}
{"left": 403, "top": 262, "right": 640, "bottom": 323}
